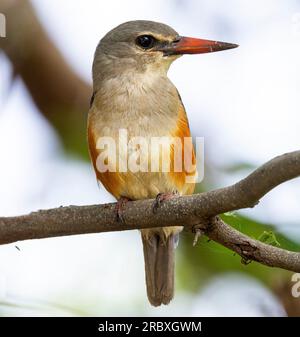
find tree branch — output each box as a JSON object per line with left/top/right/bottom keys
{"left": 0, "top": 0, "right": 91, "bottom": 157}
{"left": 0, "top": 151, "right": 300, "bottom": 271}
{"left": 204, "top": 217, "right": 300, "bottom": 272}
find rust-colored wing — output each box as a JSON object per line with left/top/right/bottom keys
{"left": 169, "top": 102, "right": 196, "bottom": 195}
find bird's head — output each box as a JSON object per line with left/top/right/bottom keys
{"left": 93, "top": 20, "right": 238, "bottom": 86}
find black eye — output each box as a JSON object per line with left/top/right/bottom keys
{"left": 135, "top": 35, "right": 156, "bottom": 49}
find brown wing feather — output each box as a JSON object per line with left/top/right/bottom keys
{"left": 88, "top": 123, "right": 124, "bottom": 199}
{"left": 169, "top": 103, "right": 196, "bottom": 195}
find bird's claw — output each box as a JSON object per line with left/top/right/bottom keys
{"left": 152, "top": 191, "right": 178, "bottom": 214}
{"left": 115, "top": 197, "right": 131, "bottom": 223}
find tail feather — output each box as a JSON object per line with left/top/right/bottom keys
{"left": 141, "top": 230, "right": 176, "bottom": 306}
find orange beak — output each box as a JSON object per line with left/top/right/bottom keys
{"left": 161, "top": 36, "right": 238, "bottom": 55}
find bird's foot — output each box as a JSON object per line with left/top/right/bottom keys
{"left": 115, "top": 197, "right": 131, "bottom": 223}
{"left": 152, "top": 191, "right": 179, "bottom": 214}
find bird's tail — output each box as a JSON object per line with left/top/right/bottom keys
{"left": 141, "top": 229, "right": 178, "bottom": 306}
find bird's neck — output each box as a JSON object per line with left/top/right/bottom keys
{"left": 93, "top": 68, "right": 180, "bottom": 121}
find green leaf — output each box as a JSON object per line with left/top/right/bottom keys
{"left": 178, "top": 213, "right": 300, "bottom": 293}
{"left": 257, "top": 231, "right": 280, "bottom": 247}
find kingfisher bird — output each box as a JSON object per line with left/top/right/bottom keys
{"left": 88, "top": 20, "right": 237, "bottom": 306}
